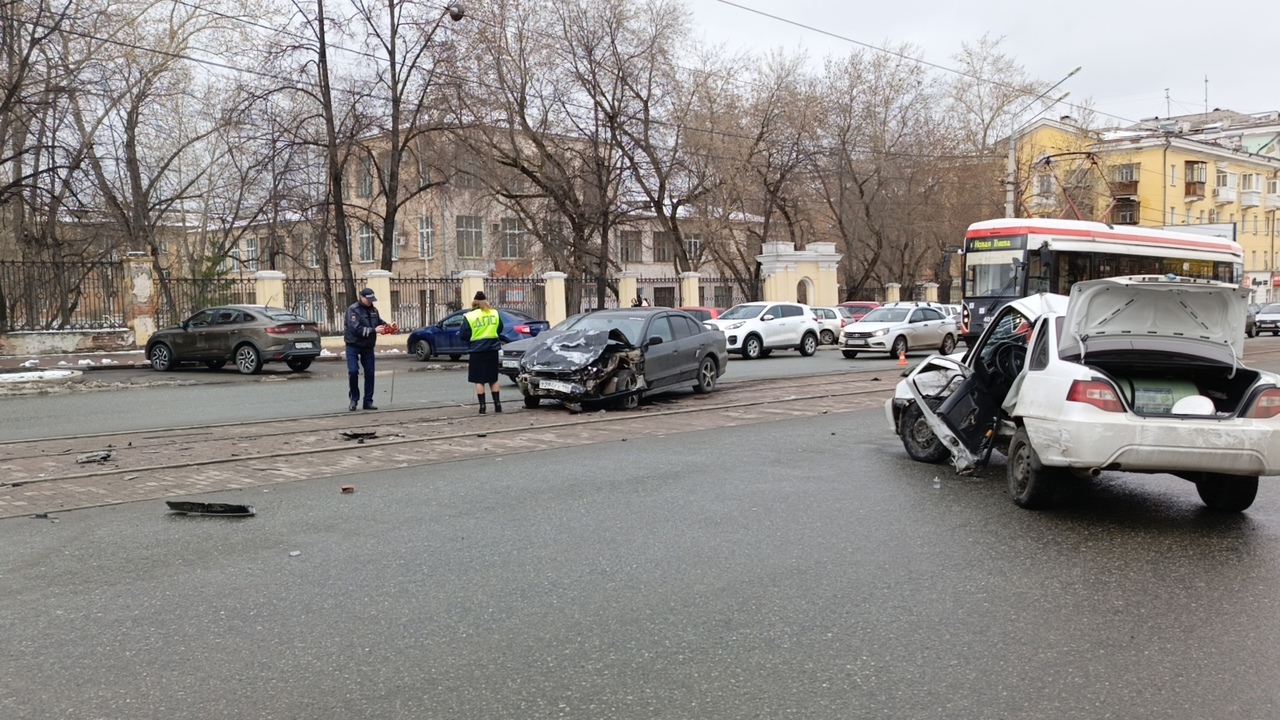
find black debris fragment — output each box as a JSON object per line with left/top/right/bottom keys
{"left": 76, "top": 450, "right": 113, "bottom": 464}
{"left": 165, "top": 501, "right": 256, "bottom": 517}
{"left": 341, "top": 431, "right": 378, "bottom": 441}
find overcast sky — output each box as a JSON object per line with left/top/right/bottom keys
{"left": 688, "top": 0, "right": 1280, "bottom": 128}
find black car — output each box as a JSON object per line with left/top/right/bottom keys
{"left": 146, "top": 305, "right": 322, "bottom": 374}
{"left": 516, "top": 308, "right": 728, "bottom": 410}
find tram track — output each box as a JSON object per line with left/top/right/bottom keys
{"left": 0, "top": 370, "right": 899, "bottom": 519}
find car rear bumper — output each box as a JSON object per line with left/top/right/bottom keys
{"left": 1023, "top": 414, "right": 1280, "bottom": 476}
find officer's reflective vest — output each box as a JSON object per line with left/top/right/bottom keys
{"left": 464, "top": 308, "right": 500, "bottom": 341}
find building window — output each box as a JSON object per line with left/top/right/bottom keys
{"left": 620, "top": 230, "right": 643, "bottom": 263}
{"left": 225, "top": 247, "right": 241, "bottom": 273}
{"left": 453, "top": 165, "right": 481, "bottom": 190}
{"left": 244, "top": 236, "right": 259, "bottom": 271}
{"left": 684, "top": 233, "right": 702, "bottom": 261}
{"left": 1168, "top": 207, "right": 1176, "bottom": 225}
{"left": 1209, "top": 209, "right": 1216, "bottom": 223}
{"left": 391, "top": 230, "right": 399, "bottom": 261}
{"left": 1252, "top": 251, "right": 1257, "bottom": 270}
{"left": 1186, "top": 161, "right": 1207, "bottom": 183}
{"left": 357, "top": 156, "right": 373, "bottom": 197}
{"left": 1035, "top": 174, "right": 1054, "bottom": 196}
{"left": 1111, "top": 199, "right": 1139, "bottom": 225}
{"left": 500, "top": 218, "right": 527, "bottom": 259}
{"left": 306, "top": 241, "right": 320, "bottom": 268}
{"left": 418, "top": 216, "right": 434, "bottom": 258}
{"left": 1269, "top": 179, "right": 1280, "bottom": 195}
{"left": 1113, "top": 164, "right": 1138, "bottom": 182}
{"left": 358, "top": 223, "right": 375, "bottom": 263}
{"left": 1242, "top": 173, "right": 1259, "bottom": 191}
{"left": 653, "top": 231, "right": 673, "bottom": 263}
{"left": 1200, "top": 210, "right": 1207, "bottom": 223}
{"left": 456, "top": 215, "right": 483, "bottom": 258}
{"left": 1254, "top": 216, "right": 1260, "bottom": 235}
{"left": 1170, "top": 164, "right": 1177, "bottom": 186}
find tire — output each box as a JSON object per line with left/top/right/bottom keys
{"left": 413, "top": 339, "right": 432, "bottom": 361}
{"left": 693, "top": 357, "right": 717, "bottom": 394}
{"left": 1273, "top": 331, "right": 1278, "bottom": 337}
{"left": 613, "top": 369, "right": 640, "bottom": 410}
{"left": 448, "top": 354, "right": 462, "bottom": 361}
{"left": 286, "top": 357, "right": 312, "bottom": 372}
{"left": 234, "top": 344, "right": 263, "bottom": 375}
{"left": 842, "top": 350, "right": 859, "bottom": 359}
{"left": 901, "top": 402, "right": 949, "bottom": 464}
{"left": 1195, "top": 473, "right": 1259, "bottom": 512}
{"left": 204, "top": 359, "right": 225, "bottom": 371}
{"left": 939, "top": 334, "right": 957, "bottom": 355}
{"left": 523, "top": 394, "right": 540, "bottom": 409}
{"left": 799, "top": 333, "right": 818, "bottom": 357}
{"left": 149, "top": 343, "right": 175, "bottom": 371}
{"left": 890, "top": 335, "right": 908, "bottom": 358}
{"left": 820, "top": 329, "right": 836, "bottom": 345}
{"left": 742, "top": 334, "right": 763, "bottom": 360}
{"left": 1007, "top": 426, "right": 1063, "bottom": 510}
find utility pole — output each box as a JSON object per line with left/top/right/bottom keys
{"left": 1004, "top": 67, "right": 1082, "bottom": 218}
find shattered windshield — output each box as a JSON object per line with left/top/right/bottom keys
{"left": 566, "top": 315, "right": 646, "bottom": 345}
{"left": 719, "top": 304, "right": 765, "bottom": 320}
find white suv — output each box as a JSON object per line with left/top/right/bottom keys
{"left": 706, "top": 302, "right": 821, "bottom": 359}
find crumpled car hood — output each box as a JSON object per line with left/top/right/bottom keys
{"left": 1059, "top": 276, "right": 1247, "bottom": 362}
{"left": 520, "top": 328, "right": 634, "bottom": 371}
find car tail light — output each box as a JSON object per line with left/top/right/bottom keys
{"left": 514, "top": 324, "right": 530, "bottom": 334}
{"left": 265, "top": 325, "right": 295, "bottom": 335}
{"left": 1245, "top": 388, "right": 1280, "bottom": 419}
{"left": 840, "top": 319, "right": 847, "bottom": 327}
{"left": 1066, "top": 380, "right": 1124, "bottom": 413}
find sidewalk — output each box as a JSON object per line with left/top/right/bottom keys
{"left": 0, "top": 336, "right": 411, "bottom": 373}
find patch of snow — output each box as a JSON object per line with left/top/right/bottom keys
{"left": 101, "top": 359, "right": 116, "bottom": 365}
{"left": 0, "top": 369, "right": 81, "bottom": 383}
{"left": 58, "top": 361, "right": 69, "bottom": 366}
{"left": 321, "top": 350, "right": 336, "bottom": 357}
{"left": 19, "top": 359, "right": 39, "bottom": 368}
{"left": 78, "top": 359, "right": 96, "bottom": 365}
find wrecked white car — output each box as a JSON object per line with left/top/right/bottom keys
{"left": 887, "top": 275, "right": 1280, "bottom": 512}
{"left": 517, "top": 308, "right": 727, "bottom": 411}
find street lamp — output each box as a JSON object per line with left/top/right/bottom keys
{"left": 1005, "top": 66, "right": 1083, "bottom": 218}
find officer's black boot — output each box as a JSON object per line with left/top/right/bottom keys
{"left": 492, "top": 390, "right": 502, "bottom": 413}
{"left": 348, "top": 374, "right": 360, "bottom": 411}
{"left": 477, "top": 393, "right": 486, "bottom": 414}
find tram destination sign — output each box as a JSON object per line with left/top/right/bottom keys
{"left": 966, "top": 236, "right": 1026, "bottom": 252}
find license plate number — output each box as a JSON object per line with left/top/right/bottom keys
{"left": 501, "top": 359, "right": 519, "bottom": 368}
{"left": 539, "top": 379, "right": 573, "bottom": 393}
{"left": 846, "top": 339, "right": 868, "bottom": 347}
{"left": 295, "top": 342, "right": 313, "bottom": 349}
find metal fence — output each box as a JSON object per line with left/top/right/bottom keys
{"left": 389, "top": 277, "right": 462, "bottom": 330}
{"left": 694, "top": 277, "right": 760, "bottom": 308}
{"left": 0, "top": 260, "right": 131, "bottom": 332}
{"left": 566, "top": 279, "right": 621, "bottom": 315}
{"left": 283, "top": 278, "right": 346, "bottom": 334}
{"left": 155, "top": 277, "right": 257, "bottom": 328}
{"left": 485, "top": 277, "right": 546, "bottom": 319}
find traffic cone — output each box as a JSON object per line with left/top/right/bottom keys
{"left": 897, "top": 349, "right": 908, "bottom": 366}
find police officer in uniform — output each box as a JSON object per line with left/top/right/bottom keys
{"left": 460, "top": 290, "right": 504, "bottom": 413}
{"left": 344, "top": 287, "right": 394, "bottom": 411}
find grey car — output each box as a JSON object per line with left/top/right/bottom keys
{"left": 145, "top": 305, "right": 322, "bottom": 374}
{"left": 516, "top": 308, "right": 728, "bottom": 410}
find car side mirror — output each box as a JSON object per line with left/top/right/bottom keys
{"left": 646, "top": 336, "right": 663, "bottom": 347}
{"left": 180, "top": 321, "right": 189, "bottom": 330}
{"left": 761, "top": 314, "right": 775, "bottom": 321}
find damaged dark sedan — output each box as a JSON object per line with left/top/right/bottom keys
{"left": 516, "top": 308, "right": 728, "bottom": 410}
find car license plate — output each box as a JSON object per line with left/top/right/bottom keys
{"left": 846, "top": 339, "right": 868, "bottom": 347}
{"left": 539, "top": 379, "right": 573, "bottom": 393}
{"left": 501, "top": 358, "right": 519, "bottom": 368}
{"left": 295, "top": 342, "right": 313, "bottom": 349}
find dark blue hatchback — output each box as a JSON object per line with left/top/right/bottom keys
{"left": 407, "top": 308, "right": 549, "bottom": 360}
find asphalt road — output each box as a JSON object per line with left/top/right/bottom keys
{"left": 0, "top": 346, "right": 909, "bottom": 441}
{"left": 3, "top": 407, "right": 1280, "bottom": 719}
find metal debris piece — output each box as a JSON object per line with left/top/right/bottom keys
{"left": 341, "top": 485, "right": 355, "bottom": 494}
{"left": 165, "top": 501, "right": 256, "bottom": 517}
{"left": 289, "top": 551, "right": 301, "bottom": 557}
{"left": 341, "top": 431, "right": 378, "bottom": 441}
{"left": 76, "top": 450, "right": 113, "bottom": 464}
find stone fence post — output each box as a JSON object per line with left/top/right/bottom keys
{"left": 542, "top": 271, "right": 567, "bottom": 326}
{"left": 253, "top": 270, "right": 286, "bottom": 308}
{"left": 884, "top": 283, "right": 901, "bottom": 303}
{"left": 679, "top": 272, "right": 701, "bottom": 307}
{"left": 459, "top": 270, "right": 486, "bottom": 309}
{"left": 124, "top": 253, "right": 157, "bottom": 347}
{"left": 363, "top": 269, "right": 393, "bottom": 320}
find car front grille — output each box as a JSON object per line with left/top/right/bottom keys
{"left": 844, "top": 331, "right": 875, "bottom": 339}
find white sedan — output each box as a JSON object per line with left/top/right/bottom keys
{"left": 887, "top": 275, "right": 1280, "bottom": 512}
{"left": 840, "top": 305, "right": 958, "bottom": 359}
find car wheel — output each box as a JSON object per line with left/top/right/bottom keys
{"left": 742, "top": 334, "right": 763, "bottom": 360}
{"left": 204, "top": 359, "right": 226, "bottom": 371}
{"left": 1007, "top": 426, "right": 1063, "bottom": 510}
{"left": 413, "top": 339, "right": 432, "bottom": 361}
{"left": 799, "top": 333, "right": 818, "bottom": 356}
{"left": 1273, "top": 331, "right": 1278, "bottom": 337}
{"left": 523, "top": 394, "right": 540, "bottom": 409}
{"left": 939, "top": 334, "right": 957, "bottom": 355}
{"left": 842, "top": 350, "right": 859, "bottom": 359}
{"left": 890, "top": 335, "right": 909, "bottom": 358}
{"left": 613, "top": 369, "right": 640, "bottom": 410}
{"left": 1195, "top": 473, "right": 1259, "bottom": 512}
{"left": 820, "top": 329, "right": 836, "bottom": 345}
{"left": 286, "top": 357, "right": 312, "bottom": 372}
{"left": 449, "top": 354, "right": 462, "bottom": 361}
{"left": 693, "top": 357, "right": 717, "bottom": 394}
{"left": 234, "top": 344, "right": 263, "bottom": 375}
{"left": 149, "top": 343, "right": 175, "bottom": 371}
{"left": 901, "top": 402, "right": 949, "bottom": 464}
